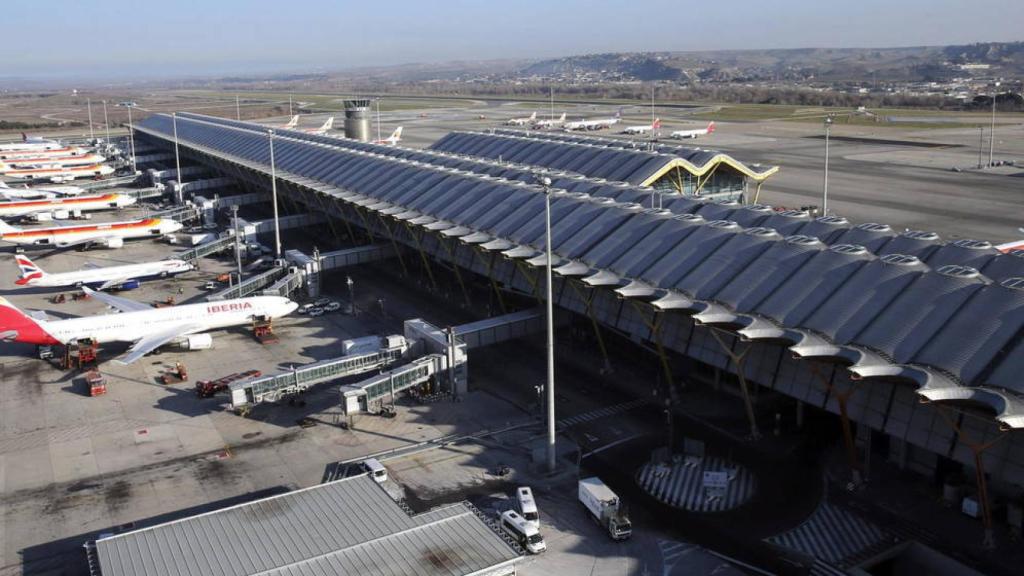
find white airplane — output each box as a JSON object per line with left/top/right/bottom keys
{"left": 505, "top": 112, "right": 537, "bottom": 126}
{"left": 532, "top": 112, "right": 566, "bottom": 129}
{"left": 0, "top": 146, "right": 89, "bottom": 161}
{"left": 0, "top": 217, "right": 183, "bottom": 249}
{"left": 0, "top": 290, "right": 297, "bottom": 364}
{"left": 0, "top": 193, "right": 136, "bottom": 220}
{"left": 0, "top": 136, "right": 65, "bottom": 155}
{"left": 1, "top": 153, "right": 106, "bottom": 172}
{"left": 2, "top": 162, "right": 115, "bottom": 183}
{"left": 14, "top": 254, "right": 192, "bottom": 290}
{"left": 997, "top": 229, "right": 1024, "bottom": 253}
{"left": 563, "top": 110, "right": 622, "bottom": 131}
{"left": 302, "top": 117, "right": 334, "bottom": 135}
{"left": 0, "top": 181, "right": 86, "bottom": 200}
{"left": 280, "top": 115, "right": 300, "bottom": 129}
{"left": 622, "top": 118, "right": 662, "bottom": 135}
{"left": 670, "top": 121, "right": 716, "bottom": 139}
{"left": 374, "top": 126, "right": 403, "bottom": 145}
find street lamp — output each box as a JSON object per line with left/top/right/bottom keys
{"left": 538, "top": 174, "right": 557, "bottom": 473}
{"left": 989, "top": 81, "right": 1000, "bottom": 167}
{"left": 346, "top": 276, "right": 355, "bottom": 315}
{"left": 232, "top": 204, "right": 242, "bottom": 281}
{"left": 823, "top": 114, "right": 834, "bottom": 216}
{"left": 102, "top": 100, "right": 110, "bottom": 143}
{"left": 127, "top": 103, "right": 137, "bottom": 173}
{"left": 172, "top": 112, "right": 182, "bottom": 185}
{"left": 534, "top": 384, "right": 545, "bottom": 418}
{"left": 267, "top": 129, "right": 282, "bottom": 259}
{"left": 86, "top": 98, "right": 94, "bottom": 141}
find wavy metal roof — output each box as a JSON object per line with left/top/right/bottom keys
{"left": 429, "top": 130, "right": 779, "bottom": 185}
{"left": 95, "top": 474, "right": 520, "bottom": 576}
{"left": 136, "top": 114, "right": 1024, "bottom": 428}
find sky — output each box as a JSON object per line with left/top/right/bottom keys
{"left": 2, "top": 0, "right": 1022, "bottom": 80}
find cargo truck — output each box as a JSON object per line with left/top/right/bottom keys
{"left": 578, "top": 477, "right": 632, "bottom": 540}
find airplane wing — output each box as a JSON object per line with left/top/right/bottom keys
{"left": 82, "top": 286, "right": 152, "bottom": 312}
{"left": 114, "top": 322, "right": 205, "bottom": 365}
{"left": 54, "top": 234, "right": 116, "bottom": 248}
{"left": 97, "top": 276, "right": 136, "bottom": 291}
{"left": 80, "top": 262, "right": 102, "bottom": 270}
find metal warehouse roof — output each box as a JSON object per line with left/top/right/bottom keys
{"left": 135, "top": 114, "right": 1024, "bottom": 428}
{"left": 428, "top": 130, "right": 779, "bottom": 185}
{"left": 94, "top": 474, "right": 520, "bottom": 576}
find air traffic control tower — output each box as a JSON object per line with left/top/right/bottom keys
{"left": 344, "top": 99, "right": 371, "bottom": 142}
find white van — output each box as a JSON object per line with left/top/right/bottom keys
{"left": 362, "top": 458, "right": 388, "bottom": 483}
{"left": 498, "top": 510, "right": 546, "bottom": 554}
{"left": 515, "top": 486, "right": 540, "bottom": 529}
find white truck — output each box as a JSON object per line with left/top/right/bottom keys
{"left": 578, "top": 477, "right": 632, "bottom": 540}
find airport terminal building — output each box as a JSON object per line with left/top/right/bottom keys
{"left": 133, "top": 113, "right": 1024, "bottom": 545}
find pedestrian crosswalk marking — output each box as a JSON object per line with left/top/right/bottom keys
{"left": 637, "top": 456, "right": 756, "bottom": 513}
{"left": 556, "top": 398, "right": 647, "bottom": 429}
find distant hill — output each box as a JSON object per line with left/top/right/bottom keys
{"left": 516, "top": 42, "right": 1024, "bottom": 83}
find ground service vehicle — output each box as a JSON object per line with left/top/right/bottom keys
{"left": 362, "top": 458, "right": 388, "bottom": 483}
{"left": 498, "top": 510, "right": 546, "bottom": 554}
{"left": 578, "top": 477, "right": 632, "bottom": 540}
{"left": 515, "top": 486, "right": 540, "bottom": 529}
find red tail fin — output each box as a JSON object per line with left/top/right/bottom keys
{"left": 707, "top": 122, "right": 716, "bottom": 133}
{"left": 0, "top": 297, "right": 59, "bottom": 344}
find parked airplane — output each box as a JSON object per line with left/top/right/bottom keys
{"left": 0, "top": 181, "right": 86, "bottom": 200}
{"left": 280, "top": 115, "right": 300, "bottom": 129}
{"left": 0, "top": 136, "right": 65, "bottom": 155}
{"left": 374, "top": 126, "right": 403, "bottom": 145}
{"left": 0, "top": 193, "right": 136, "bottom": 220}
{"left": 670, "top": 121, "right": 716, "bottom": 139}
{"left": 997, "top": 229, "right": 1024, "bottom": 253}
{"left": 532, "top": 113, "right": 566, "bottom": 129}
{"left": 1, "top": 153, "right": 106, "bottom": 172}
{"left": 2, "top": 162, "right": 115, "bottom": 183}
{"left": 563, "top": 110, "right": 622, "bottom": 131}
{"left": 302, "top": 117, "right": 334, "bottom": 135}
{"left": 622, "top": 118, "right": 662, "bottom": 135}
{"left": 0, "top": 217, "right": 183, "bottom": 249}
{"left": 0, "top": 146, "right": 89, "bottom": 161}
{"left": 0, "top": 290, "right": 297, "bottom": 364}
{"left": 505, "top": 112, "right": 537, "bottom": 126}
{"left": 14, "top": 255, "right": 192, "bottom": 290}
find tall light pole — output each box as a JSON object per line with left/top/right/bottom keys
{"left": 102, "top": 100, "right": 110, "bottom": 142}
{"left": 267, "top": 129, "right": 282, "bottom": 259}
{"left": 86, "top": 98, "right": 94, "bottom": 140}
{"left": 289, "top": 94, "right": 293, "bottom": 117}
{"left": 989, "top": 81, "right": 1000, "bottom": 167}
{"left": 538, "top": 174, "right": 557, "bottom": 473}
{"left": 172, "top": 112, "right": 182, "bottom": 184}
{"left": 127, "top": 103, "right": 137, "bottom": 173}
{"left": 376, "top": 98, "right": 382, "bottom": 143}
{"left": 823, "top": 114, "right": 833, "bottom": 216}
{"left": 978, "top": 126, "right": 984, "bottom": 170}
{"left": 549, "top": 87, "right": 554, "bottom": 122}
{"left": 346, "top": 275, "right": 355, "bottom": 315}
{"left": 232, "top": 204, "right": 243, "bottom": 281}
{"left": 236, "top": 95, "right": 241, "bottom": 120}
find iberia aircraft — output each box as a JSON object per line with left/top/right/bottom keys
{"left": 0, "top": 181, "right": 86, "bottom": 200}
{"left": 0, "top": 193, "right": 136, "bottom": 219}
{"left": 0, "top": 289, "right": 297, "bottom": 364}
{"left": 0, "top": 217, "right": 182, "bottom": 249}
{"left": 1, "top": 153, "right": 106, "bottom": 171}
{"left": 2, "top": 162, "right": 115, "bottom": 183}
{"left": 0, "top": 146, "right": 89, "bottom": 161}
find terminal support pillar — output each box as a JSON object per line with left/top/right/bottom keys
{"left": 933, "top": 404, "right": 1007, "bottom": 550}
{"left": 809, "top": 363, "right": 860, "bottom": 481}
{"left": 567, "top": 281, "right": 612, "bottom": 374}
{"left": 514, "top": 262, "right": 545, "bottom": 306}
{"left": 475, "top": 250, "right": 508, "bottom": 314}
{"left": 305, "top": 189, "right": 343, "bottom": 242}
{"left": 628, "top": 301, "right": 674, "bottom": 397}
{"left": 440, "top": 238, "right": 472, "bottom": 308}
{"left": 405, "top": 226, "right": 438, "bottom": 293}
{"left": 693, "top": 163, "right": 721, "bottom": 196}
{"left": 375, "top": 215, "right": 411, "bottom": 278}
{"left": 326, "top": 196, "right": 359, "bottom": 243}
{"left": 752, "top": 182, "right": 764, "bottom": 204}
{"left": 709, "top": 329, "right": 760, "bottom": 441}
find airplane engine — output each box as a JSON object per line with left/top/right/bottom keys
{"left": 182, "top": 333, "right": 212, "bottom": 350}
{"left": 102, "top": 237, "right": 124, "bottom": 249}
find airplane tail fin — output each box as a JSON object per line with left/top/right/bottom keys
{"left": 558, "top": 112, "right": 566, "bottom": 122}
{"left": 0, "top": 295, "right": 54, "bottom": 344}
{"left": 14, "top": 255, "right": 45, "bottom": 285}
{"left": 390, "top": 126, "right": 403, "bottom": 141}
{"left": 529, "top": 112, "right": 536, "bottom": 120}
{"left": 0, "top": 220, "right": 21, "bottom": 236}
{"left": 652, "top": 118, "right": 662, "bottom": 129}
{"left": 0, "top": 181, "right": 7, "bottom": 189}
{"left": 320, "top": 117, "right": 334, "bottom": 131}
{"left": 284, "top": 115, "right": 299, "bottom": 129}
{"left": 707, "top": 121, "right": 716, "bottom": 133}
